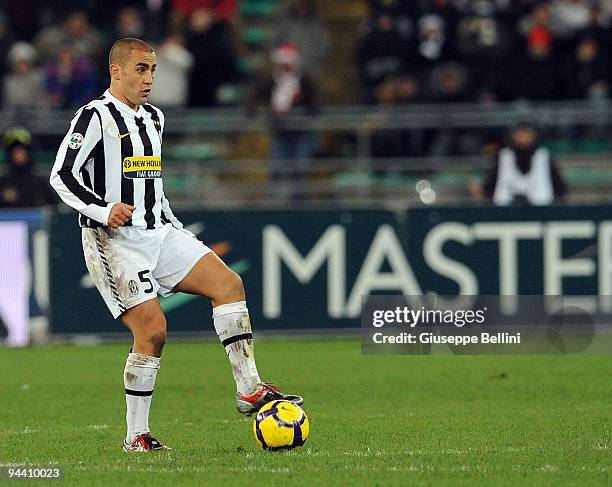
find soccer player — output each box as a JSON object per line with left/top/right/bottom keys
{"left": 49, "top": 38, "right": 303, "bottom": 452}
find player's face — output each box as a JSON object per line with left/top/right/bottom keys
{"left": 119, "top": 50, "right": 156, "bottom": 108}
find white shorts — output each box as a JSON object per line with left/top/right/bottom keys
{"left": 82, "top": 224, "right": 211, "bottom": 318}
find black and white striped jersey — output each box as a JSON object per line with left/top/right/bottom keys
{"left": 50, "top": 90, "right": 182, "bottom": 229}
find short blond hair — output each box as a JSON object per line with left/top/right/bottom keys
{"left": 109, "top": 38, "right": 154, "bottom": 66}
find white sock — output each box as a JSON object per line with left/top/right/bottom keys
{"left": 212, "top": 300, "right": 261, "bottom": 396}
{"left": 124, "top": 352, "right": 160, "bottom": 443}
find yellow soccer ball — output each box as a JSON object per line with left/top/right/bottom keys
{"left": 253, "top": 400, "right": 309, "bottom": 450}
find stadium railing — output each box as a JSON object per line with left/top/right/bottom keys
{"left": 0, "top": 100, "right": 610, "bottom": 206}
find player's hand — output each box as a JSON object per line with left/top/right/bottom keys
{"left": 108, "top": 203, "right": 135, "bottom": 228}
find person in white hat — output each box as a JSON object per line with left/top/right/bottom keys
{"left": 251, "top": 43, "right": 319, "bottom": 200}
{"left": 3, "top": 42, "right": 47, "bottom": 109}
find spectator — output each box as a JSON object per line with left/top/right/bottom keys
{"left": 98, "top": 7, "right": 151, "bottom": 91}
{"left": 250, "top": 44, "right": 318, "bottom": 200}
{"left": 425, "top": 62, "right": 479, "bottom": 156}
{"left": 3, "top": 42, "right": 47, "bottom": 109}
{"left": 371, "top": 74, "right": 426, "bottom": 165}
{"left": 148, "top": 34, "right": 194, "bottom": 107}
{"left": 0, "top": 12, "right": 17, "bottom": 106}
{"left": 0, "top": 127, "right": 58, "bottom": 208}
{"left": 426, "top": 61, "right": 471, "bottom": 102}
{"left": 357, "top": 13, "right": 412, "bottom": 103}
{"left": 415, "top": 14, "right": 454, "bottom": 68}
{"left": 369, "top": 0, "right": 419, "bottom": 40}
{"left": 419, "top": 0, "right": 462, "bottom": 31}
{"left": 89, "top": 0, "right": 170, "bottom": 42}
{"left": 563, "top": 35, "right": 609, "bottom": 99}
{"left": 171, "top": 0, "right": 236, "bottom": 32}
{"left": 112, "top": 6, "right": 148, "bottom": 40}
{"left": 517, "top": 2, "right": 553, "bottom": 37}
{"left": 511, "top": 26, "right": 560, "bottom": 100}
{"left": 370, "top": 73, "right": 423, "bottom": 108}
{"left": 186, "top": 7, "right": 239, "bottom": 107}
{"left": 455, "top": 4, "right": 514, "bottom": 99}
{"left": 551, "top": 0, "right": 591, "bottom": 38}
{"left": 571, "top": 4, "right": 611, "bottom": 49}
{"left": 395, "top": 74, "right": 423, "bottom": 105}
{"left": 44, "top": 44, "right": 98, "bottom": 109}
{"left": 275, "top": 0, "right": 331, "bottom": 78}
{"left": 34, "top": 11, "right": 102, "bottom": 63}
{"left": 601, "top": 0, "right": 612, "bottom": 24}
{"left": 481, "top": 123, "right": 567, "bottom": 205}
{"left": 144, "top": 0, "right": 172, "bottom": 42}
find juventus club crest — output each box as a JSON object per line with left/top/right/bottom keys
{"left": 128, "top": 280, "right": 139, "bottom": 296}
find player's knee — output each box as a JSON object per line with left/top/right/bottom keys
{"left": 221, "top": 270, "right": 245, "bottom": 302}
{"left": 207, "top": 269, "right": 244, "bottom": 302}
{"left": 140, "top": 311, "right": 167, "bottom": 355}
{"left": 147, "top": 329, "right": 167, "bottom": 356}
{"left": 210, "top": 270, "right": 245, "bottom": 304}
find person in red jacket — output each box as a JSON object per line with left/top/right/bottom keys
{"left": 171, "top": 0, "right": 236, "bottom": 30}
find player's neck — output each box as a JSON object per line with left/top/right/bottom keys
{"left": 108, "top": 86, "right": 140, "bottom": 112}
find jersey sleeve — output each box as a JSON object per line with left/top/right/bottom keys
{"left": 155, "top": 107, "right": 180, "bottom": 227}
{"left": 50, "top": 107, "right": 114, "bottom": 225}
{"left": 158, "top": 108, "right": 165, "bottom": 139}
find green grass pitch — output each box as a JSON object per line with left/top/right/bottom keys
{"left": 1, "top": 338, "right": 612, "bottom": 486}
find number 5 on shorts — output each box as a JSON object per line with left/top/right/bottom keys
{"left": 138, "top": 270, "right": 154, "bottom": 294}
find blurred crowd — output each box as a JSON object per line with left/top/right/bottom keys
{"left": 0, "top": 0, "right": 608, "bottom": 205}
{"left": 357, "top": 0, "right": 612, "bottom": 160}
{"left": 0, "top": 0, "right": 243, "bottom": 110}
{"left": 0, "top": 0, "right": 330, "bottom": 111}
{"left": 0, "top": 0, "right": 608, "bottom": 110}
{"left": 0, "top": 0, "right": 330, "bottom": 202}
{"left": 358, "top": 0, "right": 612, "bottom": 104}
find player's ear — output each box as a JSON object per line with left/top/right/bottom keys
{"left": 109, "top": 63, "right": 121, "bottom": 80}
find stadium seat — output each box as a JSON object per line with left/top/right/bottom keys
{"left": 239, "top": 0, "right": 278, "bottom": 17}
